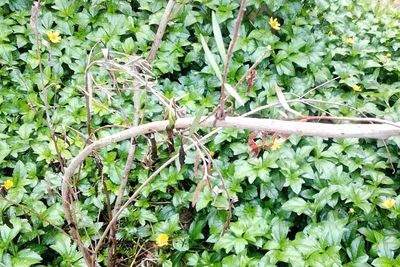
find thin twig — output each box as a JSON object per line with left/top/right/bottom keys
{"left": 300, "top": 77, "right": 340, "bottom": 98}
{"left": 31, "top": 1, "right": 65, "bottom": 173}
{"left": 107, "top": 89, "right": 142, "bottom": 265}
{"left": 147, "top": 0, "right": 176, "bottom": 63}
{"left": 234, "top": 46, "right": 271, "bottom": 90}
{"left": 195, "top": 139, "right": 232, "bottom": 231}
{"left": 218, "top": 0, "right": 248, "bottom": 118}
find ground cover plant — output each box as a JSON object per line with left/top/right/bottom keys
{"left": 1, "top": 0, "right": 400, "bottom": 266}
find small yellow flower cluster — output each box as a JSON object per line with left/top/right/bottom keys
{"left": 328, "top": 31, "right": 334, "bottom": 38}
{"left": 156, "top": 233, "right": 169, "bottom": 247}
{"left": 269, "top": 17, "right": 281, "bottom": 30}
{"left": 47, "top": 31, "right": 61, "bottom": 43}
{"left": 348, "top": 207, "right": 355, "bottom": 214}
{"left": 3, "top": 179, "right": 13, "bottom": 190}
{"left": 271, "top": 138, "right": 286, "bottom": 151}
{"left": 346, "top": 37, "right": 354, "bottom": 45}
{"left": 382, "top": 198, "right": 396, "bottom": 209}
{"left": 352, "top": 85, "right": 362, "bottom": 92}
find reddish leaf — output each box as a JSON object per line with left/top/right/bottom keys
{"left": 248, "top": 131, "right": 259, "bottom": 157}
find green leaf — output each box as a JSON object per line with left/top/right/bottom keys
{"left": 122, "top": 37, "right": 136, "bottom": 54}
{"left": 189, "top": 218, "right": 207, "bottom": 240}
{"left": 0, "top": 140, "right": 11, "bottom": 163}
{"left": 346, "top": 236, "right": 368, "bottom": 262}
{"left": 276, "top": 60, "right": 295, "bottom": 76}
{"left": 375, "top": 236, "right": 400, "bottom": 258}
{"left": 17, "top": 123, "right": 35, "bottom": 139}
{"left": 271, "top": 219, "right": 289, "bottom": 242}
{"left": 372, "top": 257, "right": 400, "bottom": 267}
{"left": 233, "top": 237, "right": 247, "bottom": 253}
{"left": 173, "top": 236, "right": 190, "bottom": 252}
{"left": 282, "top": 197, "right": 312, "bottom": 216}
{"left": 13, "top": 161, "right": 27, "bottom": 181}
{"left": 12, "top": 249, "right": 42, "bottom": 267}
{"left": 214, "top": 234, "right": 235, "bottom": 253}
{"left": 50, "top": 234, "right": 83, "bottom": 264}
{"left": 285, "top": 176, "right": 304, "bottom": 194}
{"left": 290, "top": 53, "right": 309, "bottom": 68}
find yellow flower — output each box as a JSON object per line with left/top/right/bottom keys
{"left": 352, "top": 85, "right": 362, "bottom": 92}
{"left": 47, "top": 31, "right": 61, "bottom": 43}
{"left": 385, "top": 53, "right": 391, "bottom": 58}
{"left": 271, "top": 142, "right": 281, "bottom": 151}
{"left": 348, "top": 208, "right": 355, "bottom": 214}
{"left": 271, "top": 138, "right": 285, "bottom": 151}
{"left": 3, "top": 179, "right": 13, "bottom": 190}
{"left": 269, "top": 17, "right": 281, "bottom": 31}
{"left": 155, "top": 233, "right": 169, "bottom": 247}
{"left": 328, "top": 31, "right": 334, "bottom": 37}
{"left": 55, "top": 84, "right": 61, "bottom": 90}
{"left": 383, "top": 198, "right": 396, "bottom": 209}
{"left": 346, "top": 37, "right": 354, "bottom": 45}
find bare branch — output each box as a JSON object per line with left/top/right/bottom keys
{"left": 106, "top": 89, "right": 142, "bottom": 265}
{"left": 219, "top": 0, "right": 248, "bottom": 118}
{"left": 147, "top": 0, "right": 176, "bottom": 63}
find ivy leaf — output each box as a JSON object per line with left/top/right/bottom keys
{"left": 214, "top": 234, "right": 235, "bottom": 253}
{"left": 0, "top": 141, "right": 11, "bottom": 163}
{"left": 282, "top": 197, "right": 312, "bottom": 216}
{"left": 276, "top": 60, "right": 295, "bottom": 76}
{"left": 13, "top": 161, "right": 27, "bottom": 182}
{"left": 346, "top": 236, "right": 368, "bottom": 262}
{"left": 12, "top": 249, "right": 42, "bottom": 267}
{"left": 173, "top": 236, "right": 190, "bottom": 252}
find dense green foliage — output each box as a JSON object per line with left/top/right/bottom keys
{"left": 1, "top": 0, "right": 400, "bottom": 266}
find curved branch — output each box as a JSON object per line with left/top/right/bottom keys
{"left": 63, "top": 116, "right": 400, "bottom": 189}
{"left": 62, "top": 115, "right": 400, "bottom": 261}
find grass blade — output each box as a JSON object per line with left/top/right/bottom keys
{"left": 225, "top": 83, "right": 245, "bottom": 106}
{"left": 212, "top": 12, "right": 226, "bottom": 64}
{"left": 200, "top": 35, "right": 244, "bottom": 106}
{"left": 200, "top": 34, "right": 222, "bottom": 80}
